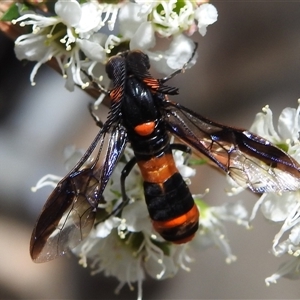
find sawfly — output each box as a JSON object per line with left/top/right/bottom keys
{"left": 30, "top": 49, "right": 300, "bottom": 263}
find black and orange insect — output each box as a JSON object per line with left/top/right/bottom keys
{"left": 30, "top": 50, "right": 300, "bottom": 263}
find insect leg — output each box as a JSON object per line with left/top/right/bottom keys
{"left": 94, "top": 157, "right": 136, "bottom": 224}
{"left": 88, "top": 103, "right": 103, "bottom": 128}
{"left": 109, "top": 157, "right": 137, "bottom": 217}
{"left": 120, "top": 157, "right": 137, "bottom": 203}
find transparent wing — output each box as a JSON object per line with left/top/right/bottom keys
{"left": 30, "top": 125, "right": 127, "bottom": 263}
{"left": 162, "top": 100, "right": 300, "bottom": 193}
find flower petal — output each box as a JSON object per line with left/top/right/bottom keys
{"left": 278, "top": 107, "right": 298, "bottom": 140}
{"left": 77, "top": 38, "right": 106, "bottom": 62}
{"left": 76, "top": 2, "right": 102, "bottom": 35}
{"left": 118, "top": 2, "right": 147, "bottom": 39}
{"left": 260, "top": 192, "right": 296, "bottom": 222}
{"left": 55, "top": 0, "right": 82, "bottom": 27}
{"left": 195, "top": 3, "right": 218, "bottom": 36}
{"left": 165, "top": 34, "right": 197, "bottom": 70}
{"left": 122, "top": 201, "right": 152, "bottom": 233}
{"left": 130, "top": 21, "right": 156, "bottom": 51}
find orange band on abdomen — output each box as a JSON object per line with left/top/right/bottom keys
{"left": 152, "top": 204, "right": 200, "bottom": 244}
{"left": 152, "top": 204, "right": 199, "bottom": 230}
{"left": 137, "top": 153, "right": 178, "bottom": 183}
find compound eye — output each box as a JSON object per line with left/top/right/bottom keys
{"left": 106, "top": 56, "right": 126, "bottom": 80}
{"left": 127, "top": 50, "right": 150, "bottom": 71}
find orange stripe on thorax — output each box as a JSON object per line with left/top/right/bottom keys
{"left": 109, "top": 86, "right": 123, "bottom": 102}
{"left": 134, "top": 121, "right": 155, "bottom": 136}
{"left": 137, "top": 153, "right": 178, "bottom": 183}
{"left": 143, "top": 77, "right": 160, "bottom": 91}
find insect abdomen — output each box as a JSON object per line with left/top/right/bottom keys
{"left": 138, "top": 155, "right": 199, "bottom": 244}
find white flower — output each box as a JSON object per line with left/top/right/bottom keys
{"left": 249, "top": 192, "right": 300, "bottom": 258}
{"left": 134, "top": 1, "right": 217, "bottom": 38}
{"left": 129, "top": 21, "right": 156, "bottom": 52}
{"left": 95, "top": 216, "right": 122, "bottom": 238}
{"left": 146, "top": 34, "right": 198, "bottom": 75}
{"left": 13, "top": 0, "right": 218, "bottom": 88}
{"left": 265, "top": 256, "right": 300, "bottom": 286}
{"left": 121, "top": 201, "right": 154, "bottom": 236}
{"left": 118, "top": 2, "right": 149, "bottom": 41}
{"left": 249, "top": 102, "right": 300, "bottom": 151}
{"left": 249, "top": 102, "right": 300, "bottom": 249}
{"left": 76, "top": 230, "right": 146, "bottom": 300}
{"left": 191, "top": 199, "right": 249, "bottom": 263}
{"left": 194, "top": 3, "right": 218, "bottom": 36}
{"left": 241, "top": 101, "right": 300, "bottom": 285}
{"left": 147, "top": 0, "right": 195, "bottom": 37}
{"left": 76, "top": 198, "right": 192, "bottom": 300}
{"left": 13, "top": 0, "right": 123, "bottom": 92}
{"left": 119, "top": 1, "right": 216, "bottom": 74}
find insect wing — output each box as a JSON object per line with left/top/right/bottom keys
{"left": 163, "top": 100, "right": 300, "bottom": 193}
{"left": 30, "top": 126, "right": 127, "bottom": 263}
{"left": 30, "top": 170, "right": 97, "bottom": 263}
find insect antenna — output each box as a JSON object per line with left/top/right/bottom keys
{"left": 152, "top": 43, "right": 199, "bottom": 95}
{"left": 158, "top": 42, "right": 198, "bottom": 86}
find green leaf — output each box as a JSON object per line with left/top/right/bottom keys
{"left": 188, "top": 158, "right": 207, "bottom": 166}
{"left": 1, "top": 3, "right": 20, "bottom": 21}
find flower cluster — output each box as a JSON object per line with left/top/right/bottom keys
{"left": 234, "top": 101, "right": 300, "bottom": 286}
{"left": 32, "top": 145, "right": 248, "bottom": 300}
{"left": 8, "top": 0, "right": 217, "bottom": 95}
